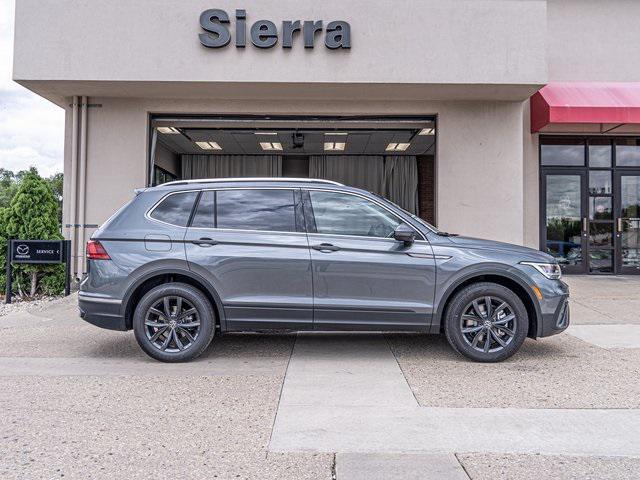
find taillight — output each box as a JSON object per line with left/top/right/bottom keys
{"left": 86, "top": 240, "right": 111, "bottom": 260}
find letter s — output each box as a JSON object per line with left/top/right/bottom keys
{"left": 199, "top": 9, "right": 231, "bottom": 48}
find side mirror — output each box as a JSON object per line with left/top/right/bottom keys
{"left": 393, "top": 223, "right": 416, "bottom": 245}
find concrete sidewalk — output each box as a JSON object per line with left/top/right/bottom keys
{"left": 1, "top": 276, "right": 640, "bottom": 479}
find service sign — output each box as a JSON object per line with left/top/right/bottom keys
{"left": 10, "top": 240, "right": 64, "bottom": 264}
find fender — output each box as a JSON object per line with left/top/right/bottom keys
{"left": 432, "top": 264, "right": 543, "bottom": 337}
{"left": 120, "top": 267, "right": 227, "bottom": 331}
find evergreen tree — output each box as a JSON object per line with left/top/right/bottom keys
{"left": 1, "top": 170, "right": 63, "bottom": 296}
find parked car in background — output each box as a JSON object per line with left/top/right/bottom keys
{"left": 79, "top": 178, "right": 569, "bottom": 363}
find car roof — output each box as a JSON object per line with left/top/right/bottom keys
{"left": 149, "top": 177, "right": 347, "bottom": 191}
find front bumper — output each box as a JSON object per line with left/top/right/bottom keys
{"left": 538, "top": 293, "right": 570, "bottom": 337}
{"left": 78, "top": 293, "right": 127, "bottom": 331}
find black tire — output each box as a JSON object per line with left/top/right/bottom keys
{"left": 444, "top": 282, "right": 528, "bottom": 363}
{"left": 133, "top": 282, "right": 215, "bottom": 362}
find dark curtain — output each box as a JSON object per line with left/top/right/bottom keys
{"left": 309, "top": 155, "right": 419, "bottom": 214}
{"left": 181, "top": 155, "right": 282, "bottom": 179}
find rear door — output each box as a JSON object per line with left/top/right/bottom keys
{"left": 184, "top": 188, "right": 313, "bottom": 330}
{"left": 303, "top": 189, "right": 436, "bottom": 330}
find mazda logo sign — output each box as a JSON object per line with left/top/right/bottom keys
{"left": 16, "top": 244, "right": 29, "bottom": 255}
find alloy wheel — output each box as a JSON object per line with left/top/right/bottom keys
{"left": 459, "top": 296, "right": 517, "bottom": 354}
{"left": 144, "top": 295, "right": 201, "bottom": 353}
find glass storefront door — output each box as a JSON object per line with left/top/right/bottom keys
{"left": 541, "top": 171, "right": 587, "bottom": 273}
{"left": 541, "top": 137, "right": 640, "bottom": 275}
{"left": 616, "top": 172, "right": 640, "bottom": 274}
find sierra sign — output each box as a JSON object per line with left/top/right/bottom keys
{"left": 199, "top": 9, "right": 351, "bottom": 49}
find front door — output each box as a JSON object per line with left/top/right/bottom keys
{"left": 541, "top": 171, "right": 587, "bottom": 274}
{"left": 616, "top": 172, "right": 640, "bottom": 274}
{"left": 303, "top": 189, "right": 436, "bottom": 330}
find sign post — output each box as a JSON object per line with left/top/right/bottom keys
{"left": 4, "top": 239, "right": 72, "bottom": 304}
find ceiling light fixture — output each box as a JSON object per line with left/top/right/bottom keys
{"left": 324, "top": 132, "right": 348, "bottom": 136}
{"left": 418, "top": 127, "right": 435, "bottom": 135}
{"left": 260, "top": 142, "right": 283, "bottom": 151}
{"left": 196, "top": 141, "right": 222, "bottom": 150}
{"left": 254, "top": 132, "right": 278, "bottom": 135}
{"left": 157, "top": 127, "right": 180, "bottom": 134}
{"left": 386, "top": 142, "right": 411, "bottom": 152}
{"left": 324, "top": 142, "right": 346, "bottom": 151}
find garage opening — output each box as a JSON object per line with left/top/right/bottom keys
{"left": 149, "top": 116, "right": 436, "bottom": 224}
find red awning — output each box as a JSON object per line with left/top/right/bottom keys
{"left": 530, "top": 82, "right": 640, "bottom": 133}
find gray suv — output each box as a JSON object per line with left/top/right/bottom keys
{"left": 79, "top": 178, "right": 569, "bottom": 363}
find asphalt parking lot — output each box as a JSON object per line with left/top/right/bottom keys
{"left": 1, "top": 276, "right": 640, "bottom": 479}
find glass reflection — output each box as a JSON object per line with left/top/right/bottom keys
{"left": 589, "top": 171, "right": 612, "bottom": 195}
{"left": 216, "top": 189, "right": 297, "bottom": 232}
{"left": 589, "top": 223, "right": 613, "bottom": 247}
{"left": 589, "top": 197, "right": 612, "bottom": 220}
{"left": 589, "top": 144, "right": 612, "bottom": 167}
{"left": 616, "top": 139, "right": 640, "bottom": 167}
{"left": 150, "top": 192, "right": 198, "bottom": 227}
{"left": 545, "top": 175, "right": 582, "bottom": 266}
{"left": 589, "top": 249, "right": 613, "bottom": 274}
{"left": 310, "top": 191, "right": 402, "bottom": 238}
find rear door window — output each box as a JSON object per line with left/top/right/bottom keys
{"left": 191, "top": 189, "right": 298, "bottom": 233}
{"left": 149, "top": 191, "right": 198, "bottom": 227}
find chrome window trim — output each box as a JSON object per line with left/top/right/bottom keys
{"left": 146, "top": 186, "right": 430, "bottom": 242}
{"left": 305, "top": 187, "right": 427, "bottom": 242}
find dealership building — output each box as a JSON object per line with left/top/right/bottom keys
{"left": 12, "top": 0, "right": 640, "bottom": 277}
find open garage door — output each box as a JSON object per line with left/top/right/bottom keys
{"left": 149, "top": 116, "right": 436, "bottom": 223}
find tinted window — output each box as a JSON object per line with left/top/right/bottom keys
{"left": 216, "top": 189, "right": 297, "bottom": 232}
{"left": 616, "top": 138, "right": 640, "bottom": 167}
{"left": 150, "top": 191, "right": 198, "bottom": 227}
{"left": 309, "top": 191, "right": 402, "bottom": 238}
{"left": 540, "top": 138, "right": 585, "bottom": 166}
{"left": 191, "top": 191, "right": 215, "bottom": 228}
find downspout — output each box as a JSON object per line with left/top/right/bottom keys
{"left": 76, "top": 96, "right": 88, "bottom": 277}
{"left": 68, "top": 96, "right": 79, "bottom": 278}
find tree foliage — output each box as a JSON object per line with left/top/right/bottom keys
{"left": 0, "top": 168, "right": 64, "bottom": 298}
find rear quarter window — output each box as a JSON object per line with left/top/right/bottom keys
{"left": 149, "top": 191, "right": 198, "bottom": 227}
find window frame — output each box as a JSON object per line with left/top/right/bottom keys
{"left": 303, "top": 188, "right": 426, "bottom": 241}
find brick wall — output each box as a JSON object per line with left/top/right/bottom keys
{"left": 417, "top": 155, "right": 435, "bottom": 225}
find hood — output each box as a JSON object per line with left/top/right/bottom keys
{"left": 445, "top": 235, "right": 555, "bottom": 262}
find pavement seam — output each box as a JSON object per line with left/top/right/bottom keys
{"left": 384, "top": 333, "right": 420, "bottom": 407}
{"left": 267, "top": 332, "right": 297, "bottom": 452}
{"left": 454, "top": 453, "right": 473, "bottom": 480}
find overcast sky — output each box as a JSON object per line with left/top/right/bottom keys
{"left": 0, "top": 0, "right": 64, "bottom": 178}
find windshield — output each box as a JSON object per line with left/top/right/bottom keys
{"left": 371, "top": 193, "right": 440, "bottom": 233}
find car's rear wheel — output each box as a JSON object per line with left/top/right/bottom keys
{"left": 444, "top": 282, "right": 528, "bottom": 362}
{"left": 133, "top": 283, "right": 215, "bottom": 362}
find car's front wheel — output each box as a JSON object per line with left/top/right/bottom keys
{"left": 133, "top": 283, "right": 215, "bottom": 362}
{"left": 444, "top": 282, "right": 528, "bottom": 362}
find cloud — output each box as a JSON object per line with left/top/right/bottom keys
{"left": 0, "top": 0, "right": 64, "bottom": 177}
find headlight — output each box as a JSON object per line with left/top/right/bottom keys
{"left": 520, "top": 261, "right": 562, "bottom": 280}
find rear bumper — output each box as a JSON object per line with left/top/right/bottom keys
{"left": 78, "top": 293, "right": 127, "bottom": 331}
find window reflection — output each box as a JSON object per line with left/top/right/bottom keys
{"left": 545, "top": 175, "right": 582, "bottom": 267}
{"left": 150, "top": 192, "right": 198, "bottom": 227}
{"left": 216, "top": 189, "right": 297, "bottom": 232}
{"left": 310, "top": 191, "right": 402, "bottom": 238}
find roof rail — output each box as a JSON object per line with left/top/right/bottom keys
{"left": 160, "top": 177, "right": 343, "bottom": 187}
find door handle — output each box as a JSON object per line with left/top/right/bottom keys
{"left": 312, "top": 243, "right": 341, "bottom": 252}
{"left": 191, "top": 237, "right": 218, "bottom": 247}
